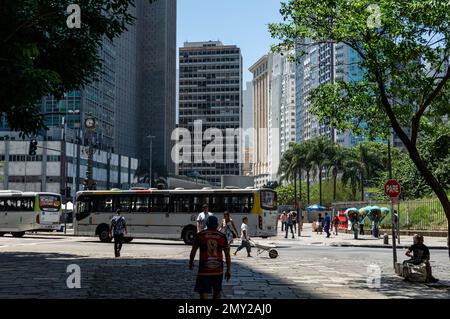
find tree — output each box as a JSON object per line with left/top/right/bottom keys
{"left": 308, "top": 137, "right": 335, "bottom": 205}
{"left": 270, "top": 0, "right": 450, "bottom": 256}
{"left": 0, "top": 0, "right": 156, "bottom": 135}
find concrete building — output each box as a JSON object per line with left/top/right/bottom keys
{"left": 242, "top": 81, "right": 253, "bottom": 176}
{"left": 178, "top": 41, "right": 243, "bottom": 185}
{"left": 249, "top": 54, "right": 272, "bottom": 188}
{"left": 295, "top": 40, "right": 335, "bottom": 143}
{"left": 0, "top": 139, "right": 138, "bottom": 197}
{"left": 137, "top": 0, "right": 177, "bottom": 176}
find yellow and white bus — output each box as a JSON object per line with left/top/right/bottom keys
{"left": 74, "top": 187, "right": 278, "bottom": 244}
{"left": 0, "top": 191, "right": 62, "bottom": 237}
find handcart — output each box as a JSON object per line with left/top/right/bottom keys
{"left": 249, "top": 239, "right": 278, "bottom": 258}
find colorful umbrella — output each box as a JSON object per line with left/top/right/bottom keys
{"left": 380, "top": 207, "right": 390, "bottom": 222}
{"left": 367, "top": 206, "right": 381, "bottom": 221}
{"left": 344, "top": 207, "right": 359, "bottom": 223}
{"left": 358, "top": 206, "right": 370, "bottom": 223}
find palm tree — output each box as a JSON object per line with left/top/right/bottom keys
{"left": 355, "top": 143, "right": 385, "bottom": 201}
{"left": 308, "top": 137, "right": 335, "bottom": 205}
{"left": 328, "top": 144, "right": 346, "bottom": 204}
{"left": 341, "top": 154, "right": 363, "bottom": 200}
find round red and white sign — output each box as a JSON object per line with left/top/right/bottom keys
{"left": 384, "top": 179, "right": 401, "bottom": 198}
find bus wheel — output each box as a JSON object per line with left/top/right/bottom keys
{"left": 182, "top": 226, "right": 196, "bottom": 245}
{"left": 123, "top": 237, "right": 133, "bottom": 243}
{"left": 12, "top": 232, "right": 25, "bottom": 238}
{"left": 97, "top": 225, "right": 111, "bottom": 243}
{"left": 0, "top": 232, "right": 5, "bottom": 237}
{"left": 269, "top": 249, "right": 278, "bottom": 259}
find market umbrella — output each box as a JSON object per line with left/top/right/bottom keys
{"left": 307, "top": 204, "right": 327, "bottom": 212}
{"left": 380, "top": 207, "right": 390, "bottom": 222}
{"left": 359, "top": 206, "right": 371, "bottom": 222}
{"left": 367, "top": 205, "right": 381, "bottom": 221}
{"left": 344, "top": 208, "right": 359, "bottom": 223}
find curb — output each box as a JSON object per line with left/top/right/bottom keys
{"left": 330, "top": 243, "right": 448, "bottom": 250}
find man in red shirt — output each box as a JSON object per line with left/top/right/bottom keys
{"left": 189, "top": 215, "right": 231, "bottom": 299}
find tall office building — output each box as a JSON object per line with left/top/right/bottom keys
{"left": 178, "top": 41, "right": 243, "bottom": 184}
{"left": 137, "top": 0, "right": 177, "bottom": 176}
{"left": 295, "top": 40, "right": 335, "bottom": 143}
{"left": 242, "top": 81, "right": 253, "bottom": 176}
{"left": 249, "top": 54, "right": 272, "bottom": 187}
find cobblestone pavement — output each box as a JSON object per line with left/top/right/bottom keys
{"left": 0, "top": 234, "right": 449, "bottom": 299}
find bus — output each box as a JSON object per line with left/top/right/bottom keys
{"left": 74, "top": 187, "right": 278, "bottom": 244}
{"left": 0, "top": 191, "right": 62, "bottom": 237}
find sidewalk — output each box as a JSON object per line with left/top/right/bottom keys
{"left": 261, "top": 223, "right": 449, "bottom": 249}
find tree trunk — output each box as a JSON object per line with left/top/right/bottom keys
{"left": 319, "top": 167, "right": 322, "bottom": 206}
{"left": 404, "top": 145, "right": 450, "bottom": 258}
{"left": 293, "top": 173, "right": 297, "bottom": 208}
{"left": 333, "top": 169, "right": 337, "bottom": 204}
{"left": 307, "top": 170, "right": 310, "bottom": 206}
{"left": 298, "top": 169, "right": 302, "bottom": 236}
{"left": 361, "top": 171, "right": 364, "bottom": 202}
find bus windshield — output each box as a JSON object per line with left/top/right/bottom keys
{"left": 39, "top": 195, "right": 61, "bottom": 212}
{"left": 260, "top": 190, "right": 277, "bottom": 210}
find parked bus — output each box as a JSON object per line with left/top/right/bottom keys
{"left": 0, "top": 191, "right": 62, "bottom": 237}
{"left": 74, "top": 187, "right": 278, "bottom": 244}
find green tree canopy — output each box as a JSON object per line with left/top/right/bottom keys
{"left": 0, "top": 0, "right": 156, "bottom": 135}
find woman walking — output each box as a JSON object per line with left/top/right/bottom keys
{"left": 219, "top": 211, "right": 239, "bottom": 245}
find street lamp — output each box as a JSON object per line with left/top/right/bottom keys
{"left": 146, "top": 135, "right": 155, "bottom": 189}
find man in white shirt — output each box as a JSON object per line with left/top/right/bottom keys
{"left": 196, "top": 204, "right": 213, "bottom": 233}
{"left": 233, "top": 217, "right": 252, "bottom": 257}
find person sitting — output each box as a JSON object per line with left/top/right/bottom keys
{"left": 403, "top": 234, "right": 438, "bottom": 283}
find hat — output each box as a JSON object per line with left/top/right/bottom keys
{"left": 206, "top": 215, "right": 218, "bottom": 229}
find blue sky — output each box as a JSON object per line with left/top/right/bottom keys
{"left": 177, "top": 0, "right": 284, "bottom": 87}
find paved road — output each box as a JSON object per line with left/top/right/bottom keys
{"left": 0, "top": 234, "right": 449, "bottom": 299}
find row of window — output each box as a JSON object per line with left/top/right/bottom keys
{"left": 0, "top": 198, "right": 35, "bottom": 212}
{"left": 5, "top": 155, "right": 61, "bottom": 162}
{"left": 180, "top": 65, "right": 240, "bottom": 71}
{"left": 77, "top": 194, "right": 254, "bottom": 215}
{"left": 181, "top": 50, "right": 240, "bottom": 56}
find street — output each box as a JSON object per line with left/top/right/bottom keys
{"left": 0, "top": 230, "right": 449, "bottom": 299}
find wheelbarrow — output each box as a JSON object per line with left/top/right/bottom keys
{"left": 249, "top": 239, "right": 278, "bottom": 258}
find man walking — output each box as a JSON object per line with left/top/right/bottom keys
{"left": 332, "top": 213, "right": 340, "bottom": 236}
{"left": 234, "top": 217, "right": 252, "bottom": 257}
{"left": 110, "top": 209, "right": 127, "bottom": 257}
{"left": 189, "top": 216, "right": 231, "bottom": 299}
{"left": 285, "top": 212, "right": 295, "bottom": 239}
{"left": 323, "top": 212, "right": 331, "bottom": 238}
{"left": 197, "top": 204, "right": 212, "bottom": 233}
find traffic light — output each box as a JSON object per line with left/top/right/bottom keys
{"left": 28, "top": 139, "right": 38, "bottom": 156}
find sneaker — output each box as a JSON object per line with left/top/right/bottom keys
{"left": 284, "top": 236, "right": 287, "bottom": 238}
{"left": 292, "top": 236, "right": 295, "bottom": 239}
{"left": 233, "top": 251, "right": 237, "bottom": 256}
{"left": 247, "top": 255, "right": 252, "bottom": 257}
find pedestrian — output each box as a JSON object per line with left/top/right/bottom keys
{"left": 219, "top": 211, "right": 239, "bottom": 245}
{"left": 280, "top": 211, "right": 287, "bottom": 231}
{"left": 394, "top": 210, "right": 399, "bottom": 239}
{"left": 332, "top": 213, "right": 340, "bottom": 236}
{"left": 189, "top": 216, "right": 231, "bottom": 299}
{"left": 403, "top": 234, "right": 438, "bottom": 283}
{"left": 291, "top": 211, "right": 298, "bottom": 233}
{"left": 352, "top": 220, "right": 359, "bottom": 239}
{"left": 323, "top": 212, "right": 331, "bottom": 238}
{"left": 110, "top": 209, "right": 128, "bottom": 257}
{"left": 233, "top": 217, "right": 252, "bottom": 257}
{"left": 372, "top": 215, "right": 379, "bottom": 238}
{"left": 317, "top": 213, "right": 324, "bottom": 234}
{"left": 197, "top": 204, "right": 212, "bottom": 233}
{"left": 285, "top": 212, "right": 295, "bottom": 239}
{"left": 359, "top": 219, "right": 365, "bottom": 235}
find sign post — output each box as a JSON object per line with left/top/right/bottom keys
{"left": 384, "top": 179, "right": 401, "bottom": 269}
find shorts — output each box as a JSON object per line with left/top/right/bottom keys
{"left": 194, "top": 275, "right": 223, "bottom": 294}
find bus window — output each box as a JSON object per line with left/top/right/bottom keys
{"left": 75, "top": 196, "right": 93, "bottom": 221}
{"left": 242, "top": 195, "right": 254, "bottom": 213}
{"left": 172, "top": 195, "right": 191, "bottom": 213}
{"left": 150, "top": 195, "right": 170, "bottom": 213}
{"left": 96, "top": 197, "right": 113, "bottom": 213}
{"left": 260, "top": 191, "right": 277, "bottom": 210}
{"left": 132, "top": 196, "right": 149, "bottom": 213}
{"left": 16, "top": 198, "right": 34, "bottom": 212}
{"left": 209, "top": 195, "right": 223, "bottom": 213}
{"left": 39, "top": 195, "right": 61, "bottom": 212}
{"left": 192, "top": 195, "right": 208, "bottom": 213}
{"left": 115, "top": 196, "right": 131, "bottom": 213}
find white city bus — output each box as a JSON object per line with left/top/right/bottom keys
{"left": 0, "top": 191, "right": 62, "bottom": 237}
{"left": 74, "top": 187, "right": 278, "bottom": 244}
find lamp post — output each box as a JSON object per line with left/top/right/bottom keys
{"left": 146, "top": 135, "right": 155, "bottom": 189}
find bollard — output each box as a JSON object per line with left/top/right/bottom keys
{"left": 383, "top": 233, "right": 389, "bottom": 245}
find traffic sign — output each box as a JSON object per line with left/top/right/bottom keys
{"left": 384, "top": 179, "right": 401, "bottom": 198}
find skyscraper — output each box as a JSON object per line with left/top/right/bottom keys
{"left": 137, "top": 0, "right": 177, "bottom": 176}
{"left": 178, "top": 41, "right": 243, "bottom": 185}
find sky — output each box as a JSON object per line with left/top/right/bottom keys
{"left": 177, "top": 0, "right": 285, "bottom": 87}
